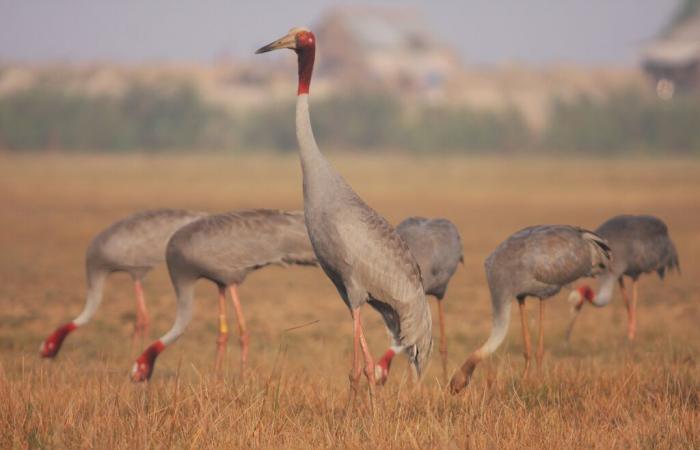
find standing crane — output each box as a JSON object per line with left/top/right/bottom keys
{"left": 40, "top": 209, "right": 206, "bottom": 358}
{"left": 567, "top": 214, "right": 680, "bottom": 341}
{"left": 256, "top": 28, "right": 432, "bottom": 398}
{"left": 375, "top": 217, "right": 463, "bottom": 384}
{"left": 130, "top": 209, "right": 317, "bottom": 381}
{"left": 449, "top": 225, "right": 612, "bottom": 394}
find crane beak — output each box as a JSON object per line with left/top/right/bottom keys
{"left": 255, "top": 33, "right": 296, "bottom": 54}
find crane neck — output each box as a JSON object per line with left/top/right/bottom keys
{"left": 296, "top": 94, "right": 329, "bottom": 181}
{"left": 590, "top": 272, "right": 616, "bottom": 307}
{"left": 296, "top": 46, "right": 314, "bottom": 95}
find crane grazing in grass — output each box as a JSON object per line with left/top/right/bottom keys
{"left": 130, "top": 209, "right": 317, "bottom": 381}
{"left": 450, "top": 225, "right": 612, "bottom": 394}
{"left": 376, "top": 217, "right": 463, "bottom": 384}
{"left": 40, "top": 209, "right": 206, "bottom": 358}
{"left": 567, "top": 214, "right": 680, "bottom": 341}
{"left": 256, "top": 28, "right": 432, "bottom": 399}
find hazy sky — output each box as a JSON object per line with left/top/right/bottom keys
{"left": 0, "top": 0, "right": 680, "bottom": 66}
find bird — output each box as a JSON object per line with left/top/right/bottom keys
{"left": 449, "top": 225, "right": 612, "bottom": 394}
{"left": 566, "top": 214, "right": 680, "bottom": 341}
{"left": 375, "top": 217, "right": 463, "bottom": 385}
{"left": 256, "top": 28, "right": 432, "bottom": 398}
{"left": 130, "top": 209, "right": 317, "bottom": 382}
{"left": 39, "top": 209, "right": 207, "bottom": 359}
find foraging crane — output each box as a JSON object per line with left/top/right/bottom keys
{"left": 40, "top": 209, "right": 206, "bottom": 358}
{"left": 130, "top": 209, "right": 317, "bottom": 381}
{"left": 567, "top": 214, "right": 680, "bottom": 341}
{"left": 376, "top": 217, "right": 463, "bottom": 384}
{"left": 449, "top": 225, "right": 612, "bottom": 394}
{"left": 256, "top": 28, "right": 432, "bottom": 396}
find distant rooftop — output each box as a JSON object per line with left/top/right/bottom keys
{"left": 643, "top": 13, "right": 700, "bottom": 66}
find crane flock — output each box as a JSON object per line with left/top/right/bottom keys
{"left": 40, "top": 28, "right": 681, "bottom": 399}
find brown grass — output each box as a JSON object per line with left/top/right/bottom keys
{"left": 0, "top": 153, "right": 698, "bottom": 449}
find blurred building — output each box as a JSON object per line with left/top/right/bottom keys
{"left": 642, "top": 13, "right": 700, "bottom": 97}
{"left": 314, "top": 7, "right": 461, "bottom": 100}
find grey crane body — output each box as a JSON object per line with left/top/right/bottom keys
{"left": 167, "top": 209, "right": 317, "bottom": 288}
{"left": 396, "top": 217, "right": 463, "bottom": 300}
{"left": 567, "top": 214, "right": 680, "bottom": 341}
{"left": 450, "top": 225, "right": 612, "bottom": 394}
{"left": 596, "top": 215, "right": 679, "bottom": 282}
{"left": 301, "top": 154, "right": 431, "bottom": 372}
{"left": 131, "top": 209, "right": 318, "bottom": 381}
{"left": 87, "top": 209, "right": 208, "bottom": 280}
{"left": 487, "top": 225, "right": 611, "bottom": 304}
{"left": 40, "top": 208, "right": 207, "bottom": 358}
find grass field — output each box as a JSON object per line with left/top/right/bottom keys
{"left": 0, "top": 153, "right": 698, "bottom": 449}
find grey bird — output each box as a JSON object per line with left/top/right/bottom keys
{"left": 375, "top": 217, "right": 463, "bottom": 384}
{"left": 567, "top": 214, "right": 680, "bottom": 341}
{"left": 256, "top": 28, "right": 432, "bottom": 397}
{"left": 450, "top": 225, "right": 612, "bottom": 394}
{"left": 40, "top": 209, "right": 207, "bottom": 358}
{"left": 131, "top": 209, "right": 317, "bottom": 381}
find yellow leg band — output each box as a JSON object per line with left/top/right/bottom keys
{"left": 219, "top": 314, "right": 228, "bottom": 334}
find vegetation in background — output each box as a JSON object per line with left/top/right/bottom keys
{"left": 545, "top": 89, "right": 700, "bottom": 154}
{"left": 0, "top": 82, "right": 233, "bottom": 151}
{"left": 2, "top": 82, "right": 700, "bottom": 154}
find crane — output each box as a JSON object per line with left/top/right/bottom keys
{"left": 40, "top": 209, "right": 206, "bottom": 358}
{"left": 450, "top": 225, "right": 612, "bottom": 394}
{"left": 256, "top": 28, "right": 432, "bottom": 400}
{"left": 130, "top": 209, "right": 317, "bottom": 381}
{"left": 567, "top": 214, "right": 680, "bottom": 341}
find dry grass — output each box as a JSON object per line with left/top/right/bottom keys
{"left": 0, "top": 153, "right": 698, "bottom": 449}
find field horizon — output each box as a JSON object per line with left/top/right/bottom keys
{"left": 1, "top": 153, "right": 698, "bottom": 448}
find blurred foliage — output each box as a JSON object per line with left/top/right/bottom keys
{"left": 544, "top": 89, "right": 700, "bottom": 154}
{"left": 2, "top": 83, "right": 700, "bottom": 154}
{"left": 238, "top": 93, "right": 531, "bottom": 153}
{"left": 0, "top": 82, "right": 234, "bottom": 151}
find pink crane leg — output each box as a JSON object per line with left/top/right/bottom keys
{"left": 519, "top": 301, "right": 532, "bottom": 380}
{"left": 132, "top": 280, "right": 150, "bottom": 349}
{"left": 619, "top": 278, "right": 636, "bottom": 340}
{"left": 229, "top": 285, "right": 249, "bottom": 373}
{"left": 536, "top": 300, "right": 545, "bottom": 374}
{"left": 214, "top": 286, "right": 229, "bottom": 374}
{"left": 437, "top": 299, "right": 448, "bottom": 384}
{"left": 348, "top": 308, "right": 363, "bottom": 400}
{"left": 628, "top": 280, "right": 638, "bottom": 341}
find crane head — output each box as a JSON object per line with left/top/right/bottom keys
{"left": 39, "top": 322, "right": 77, "bottom": 358}
{"left": 255, "top": 27, "right": 315, "bottom": 54}
{"left": 131, "top": 340, "right": 165, "bottom": 382}
{"left": 567, "top": 285, "right": 594, "bottom": 311}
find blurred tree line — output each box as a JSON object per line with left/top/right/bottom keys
{"left": 1, "top": 82, "right": 700, "bottom": 154}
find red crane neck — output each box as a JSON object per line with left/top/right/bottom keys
{"left": 296, "top": 45, "right": 315, "bottom": 95}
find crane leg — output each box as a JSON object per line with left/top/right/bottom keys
{"left": 132, "top": 280, "right": 150, "bottom": 349}
{"left": 519, "top": 300, "right": 532, "bottom": 380}
{"left": 618, "top": 278, "right": 636, "bottom": 341}
{"left": 536, "top": 300, "right": 545, "bottom": 375}
{"left": 214, "top": 286, "right": 229, "bottom": 374}
{"left": 348, "top": 308, "right": 363, "bottom": 406}
{"left": 628, "top": 279, "right": 638, "bottom": 341}
{"left": 356, "top": 308, "right": 376, "bottom": 412}
{"left": 437, "top": 299, "right": 448, "bottom": 385}
{"left": 229, "top": 284, "right": 250, "bottom": 373}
